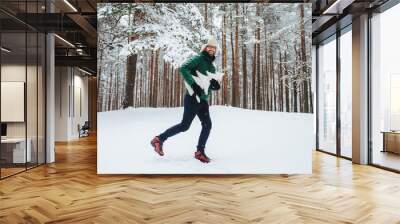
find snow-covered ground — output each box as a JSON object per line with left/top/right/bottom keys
{"left": 98, "top": 106, "right": 313, "bottom": 174}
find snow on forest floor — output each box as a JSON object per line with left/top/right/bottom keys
{"left": 98, "top": 106, "right": 313, "bottom": 174}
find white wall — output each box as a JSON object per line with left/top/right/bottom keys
{"left": 1, "top": 82, "right": 25, "bottom": 122}
{"left": 1, "top": 63, "right": 46, "bottom": 164}
{"left": 72, "top": 73, "right": 89, "bottom": 137}
{"left": 55, "top": 67, "right": 89, "bottom": 141}
{"left": 1, "top": 64, "right": 25, "bottom": 81}
{"left": 55, "top": 66, "right": 69, "bottom": 141}
{"left": 1, "top": 65, "right": 39, "bottom": 138}
{"left": 1, "top": 65, "right": 26, "bottom": 132}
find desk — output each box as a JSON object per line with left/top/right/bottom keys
{"left": 1, "top": 138, "right": 31, "bottom": 163}
{"left": 381, "top": 131, "right": 400, "bottom": 154}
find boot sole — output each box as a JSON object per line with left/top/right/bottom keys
{"left": 151, "top": 141, "right": 164, "bottom": 156}
{"left": 194, "top": 156, "right": 210, "bottom": 163}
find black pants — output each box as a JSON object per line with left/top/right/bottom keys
{"left": 158, "top": 94, "right": 212, "bottom": 152}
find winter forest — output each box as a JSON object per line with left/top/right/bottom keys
{"left": 97, "top": 3, "right": 313, "bottom": 113}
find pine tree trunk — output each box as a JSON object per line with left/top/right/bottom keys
{"left": 175, "top": 70, "right": 179, "bottom": 107}
{"left": 138, "top": 66, "right": 143, "bottom": 107}
{"left": 279, "top": 51, "right": 284, "bottom": 111}
{"left": 284, "top": 51, "right": 290, "bottom": 112}
{"left": 141, "top": 66, "right": 145, "bottom": 107}
{"left": 179, "top": 74, "right": 183, "bottom": 106}
{"left": 308, "top": 78, "right": 313, "bottom": 113}
{"left": 162, "top": 61, "right": 167, "bottom": 106}
{"left": 264, "top": 31, "right": 270, "bottom": 111}
{"left": 241, "top": 6, "right": 248, "bottom": 109}
{"left": 107, "top": 70, "right": 113, "bottom": 111}
{"left": 205, "top": 4, "right": 208, "bottom": 30}
{"left": 300, "top": 5, "right": 310, "bottom": 113}
{"left": 169, "top": 66, "right": 174, "bottom": 107}
{"left": 252, "top": 42, "right": 256, "bottom": 110}
{"left": 144, "top": 53, "right": 149, "bottom": 107}
{"left": 114, "top": 68, "right": 120, "bottom": 110}
{"left": 229, "top": 7, "right": 234, "bottom": 106}
{"left": 149, "top": 51, "right": 154, "bottom": 107}
{"left": 153, "top": 49, "right": 159, "bottom": 107}
{"left": 98, "top": 48, "right": 104, "bottom": 112}
{"left": 231, "top": 3, "right": 240, "bottom": 107}
{"left": 298, "top": 48, "right": 304, "bottom": 112}
{"left": 222, "top": 5, "right": 228, "bottom": 106}
{"left": 167, "top": 63, "right": 171, "bottom": 107}
{"left": 255, "top": 4, "right": 262, "bottom": 110}
{"left": 269, "top": 47, "right": 275, "bottom": 111}
{"left": 293, "top": 46, "right": 298, "bottom": 112}
{"left": 260, "top": 40, "right": 264, "bottom": 110}
{"left": 242, "top": 43, "right": 247, "bottom": 109}
{"left": 123, "top": 54, "right": 137, "bottom": 109}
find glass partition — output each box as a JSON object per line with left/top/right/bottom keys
{"left": 27, "top": 31, "right": 38, "bottom": 169}
{"left": 1, "top": 31, "right": 28, "bottom": 177}
{"left": 371, "top": 3, "right": 400, "bottom": 171}
{"left": 0, "top": 1, "right": 46, "bottom": 179}
{"left": 317, "top": 35, "right": 337, "bottom": 155}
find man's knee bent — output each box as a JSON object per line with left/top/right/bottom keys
{"left": 179, "top": 122, "right": 191, "bottom": 132}
{"left": 201, "top": 119, "right": 212, "bottom": 131}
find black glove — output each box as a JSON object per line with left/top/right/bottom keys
{"left": 210, "top": 79, "right": 221, "bottom": 90}
{"left": 191, "top": 83, "right": 205, "bottom": 97}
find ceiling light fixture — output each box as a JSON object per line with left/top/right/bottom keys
{"left": 322, "top": 0, "right": 355, "bottom": 15}
{"left": 76, "top": 48, "right": 85, "bottom": 55}
{"left": 1, "top": 47, "right": 11, "bottom": 53}
{"left": 78, "top": 67, "right": 94, "bottom": 76}
{"left": 63, "top": 0, "right": 78, "bottom": 12}
{"left": 54, "top": 34, "right": 75, "bottom": 48}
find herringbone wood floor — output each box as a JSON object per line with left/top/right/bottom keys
{"left": 1, "top": 134, "right": 400, "bottom": 224}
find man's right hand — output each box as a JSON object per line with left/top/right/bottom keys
{"left": 191, "top": 83, "right": 205, "bottom": 97}
{"left": 210, "top": 79, "right": 221, "bottom": 90}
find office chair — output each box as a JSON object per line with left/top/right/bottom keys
{"left": 79, "top": 121, "right": 90, "bottom": 138}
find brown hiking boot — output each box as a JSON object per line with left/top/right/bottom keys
{"left": 151, "top": 136, "right": 164, "bottom": 156}
{"left": 194, "top": 151, "right": 210, "bottom": 163}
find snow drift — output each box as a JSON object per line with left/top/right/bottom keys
{"left": 98, "top": 106, "right": 313, "bottom": 174}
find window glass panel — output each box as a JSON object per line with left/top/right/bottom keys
{"left": 340, "top": 29, "right": 352, "bottom": 158}
{"left": 371, "top": 3, "right": 400, "bottom": 171}
{"left": 318, "top": 36, "right": 337, "bottom": 154}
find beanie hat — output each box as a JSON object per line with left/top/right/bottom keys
{"left": 200, "top": 36, "right": 217, "bottom": 52}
